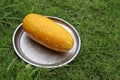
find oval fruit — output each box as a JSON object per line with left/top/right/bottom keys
{"left": 22, "top": 14, "right": 74, "bottom": 52}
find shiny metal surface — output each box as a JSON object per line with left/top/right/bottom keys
{"left": 12, "top": 16, "right": 81, "bottom": 68}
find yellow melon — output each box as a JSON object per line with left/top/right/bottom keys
{"left": 22, "top": 14, "right": 74, "bottom": 52}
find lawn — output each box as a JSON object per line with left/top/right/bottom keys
{"left": 0, "top": 0, "right": 120, "bottom": 80}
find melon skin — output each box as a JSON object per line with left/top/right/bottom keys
{"left": 22, "top": 14, "right": 74, "bottom": 52}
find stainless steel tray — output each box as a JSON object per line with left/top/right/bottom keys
{"left": 12, "top": 16, "right": 81, "bottom": 68}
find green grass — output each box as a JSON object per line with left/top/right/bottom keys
{"left": 0, "top": 0, "right": 120, "bottom": 80}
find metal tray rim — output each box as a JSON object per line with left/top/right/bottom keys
{"left": 12, "top": 16, "right": 81, "bottom": 68}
